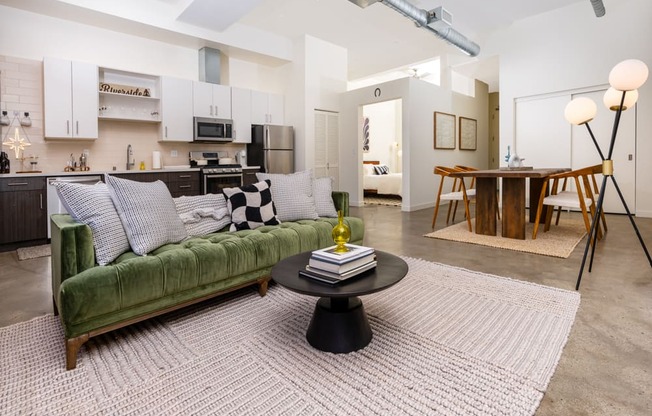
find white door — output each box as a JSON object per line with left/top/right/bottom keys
{"left": 515, "top": 95, "right": 572, "bottom": 169}
{"left": 570, "top": 89, "right": 636, "bottom": 214}
{"left": 314, "top": 110, "right": 339, "bottom": 189}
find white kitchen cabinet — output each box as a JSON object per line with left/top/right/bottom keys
{"left": 251, "top": 90, "right": 284, "bottom": 125}
{"left": 43, "top": 57, "right": 98, "bottom": 139}
{"left": 231, "top": 87, "right": 252, "bottom": 143}
{"left": 192, "top": 82, "right": 231, "bottom": 119}
{"left": 160, "top": 76, "right": 193, "bottom": 142}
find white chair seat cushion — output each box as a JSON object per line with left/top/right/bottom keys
{"left": 440, "top": 189, "right": 476, "bottom": 201}
{"left": 543, "top": 191, "right": 592, "bottom": 209}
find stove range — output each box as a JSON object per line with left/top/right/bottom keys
{"left": 190, "top": 151, "right": 244, "bottom": 194}
{"left": 190, "top": 151, "right": 242, "bottom": 173}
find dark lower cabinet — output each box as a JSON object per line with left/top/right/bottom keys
{"left": 167, "top": 171, "right": 200, "bottom": 197}
{"left": 110, "top": 171, "right": 200, "bottom": 197}
{"left": 242, "top": 168, "right": 259, "bottom": 186}
{"left": 0, "top": 177, "right": 47, "bottom": 245}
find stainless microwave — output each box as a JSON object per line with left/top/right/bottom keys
{"left": 193, "top": 117, "right": 233, "bottom": 142}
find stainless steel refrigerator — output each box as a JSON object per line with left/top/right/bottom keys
{"left": 248, "top": 124, "right": 294, "bottom": 173}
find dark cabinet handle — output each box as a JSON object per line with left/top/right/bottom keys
{"left": 179, "top": 185, "right": 191, "bottom": 189}
{"left": 178, "top": 175, "right": 191, "bottom": 178}
{"left": 7, "top": 182, "right": 29, "bottom": 186}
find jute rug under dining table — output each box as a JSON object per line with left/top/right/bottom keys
{"left": 424, "top": 217, "right": 588, "bottom": 258}
{"left": 1, "top": 256, "right": 580, "bottom": 415}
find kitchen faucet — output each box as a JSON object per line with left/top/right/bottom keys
{"left": 126, "top": 144, "right": 135, "bottom": 170}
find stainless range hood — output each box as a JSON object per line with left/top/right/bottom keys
{"left": 199, "top": 47, "right": 221, "bottom": 84}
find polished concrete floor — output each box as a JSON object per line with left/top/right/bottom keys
{"left": 1, "top": 204, "right": 650, "bottom": 415}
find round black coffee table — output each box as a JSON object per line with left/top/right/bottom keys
{"left": 271, "top": 250, "right": 408, "bottom": 353}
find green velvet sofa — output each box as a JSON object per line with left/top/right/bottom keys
{"left": 51, "top": 191, "right": 363, "bottom": 370}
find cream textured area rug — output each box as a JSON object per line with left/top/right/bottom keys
{"left": 16, "top": 244, "right": 51, "bottom": 260}
{"left": 424, "top": 218, "right": 587, "bottom": 258}
{"left": 364, "top": 194, "right": 402, "bottom": 206}
{"left": 0, "top": 257, "right": 580, "bottom": 415}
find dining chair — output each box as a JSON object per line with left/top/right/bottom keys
{"left": 532, "top": 166, "right": 601, "bottom": 241}
{"left": 553, "top": 164, "right": 607, "bottom": 235}
{"left": 431, "top": 166, "right": 474, "bottom": 231}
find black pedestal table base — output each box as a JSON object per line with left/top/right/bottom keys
{"left": 306, "top": 296, "right": 372, "bottom": 353}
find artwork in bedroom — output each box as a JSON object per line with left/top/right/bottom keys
{"left": 362, "top": 117, "right": 370, "bottom": 153}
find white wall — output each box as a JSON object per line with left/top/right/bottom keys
{"left": 341, "top": 77, "right": 488, "bottom": 211}
{"left": 486, "top": 0, "right": 652, "bottom": 216}
{"left": 0, "top": 5, "right": 197, "bottom": 79}
{"left": 286, "top": 35, "right": 347, "bottom": 173}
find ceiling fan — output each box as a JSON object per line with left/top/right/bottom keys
{"left": 406, "top": 68, "right": 431, "bottom": 79}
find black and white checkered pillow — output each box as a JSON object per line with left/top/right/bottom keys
{"left": 256, "top": 170, "right": 319, "bottom": 221}
{"left": 222, "top": 180, "right": 280, "bottom": 231}
{"left": 374, "top": 164, "right": 390, "bottom": 175}
{"left": 106, "top": 175, "right": 188, "bottom": 255}
{"left": 53, "top": 181, "right": 130, "bottom": 266}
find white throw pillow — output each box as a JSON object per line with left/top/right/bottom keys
{"left": 53, "top": 181, "right": 130, "bottom": 266}
{"left": 313, "top": 176, "right": 338, "bottom": 218}
{"left": 106, "top": 175, "right": 188, "bottom": 256}
{"left": 256, "top": 170, "right": 319, "bottom": 222}
{"left": 174, "top": 193, "right": 231, "bottom": 237}
{"left": 363, "top": 164, "right": 375, "bottom": 176}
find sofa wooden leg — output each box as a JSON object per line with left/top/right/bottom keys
{"left": 66, "top": 334, "right": 89, "bottom": 370}
{"left": 258, "top": 278, "right": 269, "bottom": 297}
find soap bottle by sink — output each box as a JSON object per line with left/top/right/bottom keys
{"left": 126, "top": 144, "right": 135, "bottom": 170}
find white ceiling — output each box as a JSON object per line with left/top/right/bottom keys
{"left": 2, "top": 0, "right": 594, "bottom": 91}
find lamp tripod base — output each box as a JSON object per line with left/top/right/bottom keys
{"left": 576, "top": 173, "right": 652, "bottom": 290}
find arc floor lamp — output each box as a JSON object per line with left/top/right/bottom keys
{"left": 564, "top": 59, "right": 652, "bottom": 290}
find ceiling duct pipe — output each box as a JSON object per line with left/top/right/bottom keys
{"left": 590, "top": 0, "right": 605, "bottom": 17}
{"left": 348, "top": 0, "right": 480, "bottom": 57}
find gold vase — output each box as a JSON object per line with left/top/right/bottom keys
{"left": 332, "top": 210, "right": 351, "bottom": 253}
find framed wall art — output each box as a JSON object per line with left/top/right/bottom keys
{"left": 434, "top": 111, "right": 455, "bottom": 149}
{"left": 459, "top": 116, "right": 477, "bottom": 150}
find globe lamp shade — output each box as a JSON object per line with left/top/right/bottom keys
{"left": 609, "top": 59, "right": 649, "bottom": 91}
{"left": 564, "top": 97, "right": 597, "bottom": 125}
{"left": 603, "top": 87, "right": 638, "bottom": 111}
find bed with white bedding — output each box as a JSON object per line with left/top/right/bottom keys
{"left": 363, "top": 161, "right": 402, "bottom": 197}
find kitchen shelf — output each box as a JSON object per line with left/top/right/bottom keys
{"left": 98, "top": 66, "right": 161, "bottom": 125}
{"left": 98, "top": 115, "right": 161, "bottom": 123}
{"left": 99, "top": 91, "right": 159, "bottom": 101}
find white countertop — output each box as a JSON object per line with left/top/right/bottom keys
{"left": 0, "top": 167, "right": 200, "bottom": 179}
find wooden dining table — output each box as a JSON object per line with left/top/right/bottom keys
{"left": 449, "top": 168, "right": 570, "bottom": 240}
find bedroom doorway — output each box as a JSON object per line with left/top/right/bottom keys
{"left": 361, "top": 99, "right": 403, "bottom": 207}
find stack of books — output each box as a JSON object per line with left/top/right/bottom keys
{"left": 299, "top": 244, "right": 376, "bottom": 284}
